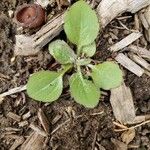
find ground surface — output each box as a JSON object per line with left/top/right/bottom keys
{"left": 0, "top": 0, "right": 150, "bottom": 150}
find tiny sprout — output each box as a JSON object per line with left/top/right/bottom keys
{"left": 27, "top": 1, "right": 123, "bottom": 108}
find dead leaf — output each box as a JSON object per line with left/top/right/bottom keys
{"left": 121, "top": 129, "right": 135, "bottom": 144}
{"left": 111, "top": 138, "right": 127, "bottom": 150}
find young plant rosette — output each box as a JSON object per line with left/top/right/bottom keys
{"left": 27, "top": 1, "right": 123, "bottom": 108}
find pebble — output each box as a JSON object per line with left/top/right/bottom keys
{"left": 8, "top": 10, "right": 13, "bottom": 18}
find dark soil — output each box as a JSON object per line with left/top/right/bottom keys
{"left": 0, "top": 0, "right": 150, "bottom": 150}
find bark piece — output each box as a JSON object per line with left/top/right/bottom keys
{"left": 97, "top": 0, "right": 150, "bottom": 28}
{"left": 21, "top": 132, "right": 45, "bottom": 150}
{"left": 115, "top": 53, "right": 144, "bottom": 77}
{"left": 110, "top": 82, "right": 136, "bottom": 124}
{"left": 129, "top": 45, "right": 150, "bottom": 60}
{"left": 14, "top": 13, "right": 64, "bottom": 56}
{"left": 109, "top": 32, "right": 142, "bottom": 52}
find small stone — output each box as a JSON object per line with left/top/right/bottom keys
{"left": 8, "top": 10, "right": 14, "bottom": 18}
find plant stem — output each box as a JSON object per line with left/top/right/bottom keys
{"left": 60, "top": 64, "right": 72, "bottom": 75}
{"left": 87, "top": 64, "right": 94, "bottom": 69}
{"left": 77, "top": 45, "right": 82, "bottom": 56}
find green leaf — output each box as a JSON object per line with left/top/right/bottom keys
{"left": 81, "top": 42, "right": 96, "bottom": 57}
{"left": 64, "top": 1, "right": 99, "bottom": 50}
{"left": 91, "top": 61, "right": 123, "bottom": 90}
{"left": 70, "top": 73, "right": 100, "bottom": 108}
{"left": 76, "top": 58, "right": 91, "bottom": 66}
{"left": 27, "top": 71, "right": 63, "bottom": 102}
{"left": 49, "top": 40, "right": 76, "bottom": 64}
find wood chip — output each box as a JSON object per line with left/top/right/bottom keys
{"left": 35, "top": 0, "right": 50, "bottom": 8}
{"left": 21, "top": 132, "right": 45, "bottom": 150}
{"left": 110, "top": 82, "right": 136, "bottom": 124}
{"left": 22, "top": 111, "right": 31, "bottom": 120}
{"left": 18, "top": 121, "right": 28, "bottom": 127}
{"left": 109, "top": 32, "right": 142, "bottom": 52}
{"left": 115, "top": 53, "right": 144, "bottom": 77}
{"left": 128, "top": 53, "right": 150, "bottom": 72}
{"left": 129, "top": 45, "right": 150, "bottom": 60}
{"left": 29, "top": 123, "right": 47, "bottom": 137}
{"left": 38, "top": 108, "right": 50, "bottom": 133}
{"left": 7, "top": 112, "right": 21, "bottom": 122}
{"left": 15, "top": 13, "right": 64, "bottom": 56}
{"left": 0, "top": 96, "right": 4, "bottom": 104}
{"left": 4, "top": 127, "right": 21, "bottom": 132}
{"left": 10, "top": 136, "right": 25, "bottom": 150}
{"left": 97, "top": 0, "right": 150, "bottom": 28}
{"left": 139, "top": 5, "right": 150, "bottom": 42}
{"left": 14, "top": 0, "right": 150, "bottom": 56}
{"left": 52, "top": 114, "right": 62, "bottom": 125}
{"left": 96, "top": 142, "right": 106, "bottom": 150}
{"left": 0, "top": 85, "right": 26, "bottom": 98}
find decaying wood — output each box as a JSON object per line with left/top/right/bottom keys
{"left": 7, "top": 112, "right": 21, "bottom": 122}
{"left": 109, "top": 32, "right": 142, "bottom": 52}
{"left": 97, "top": 0, "right": 150, "bottom": 28}
{"left": 110, "top": 82, "right": 136, "bottom": 124}
{"left": 139, "top": 5, "right": 150, "bottom": 42}
{"left": 38, "top": 108, "right": 50, "bottom": 133}
{"left": 110, "top": 82, "right": 150, "bottom": 125}
{"left": 10, "top": 136, "right": 25, "bottom": 150}
{"left": 129, "top": 45, "right": 150, "bottom": 61}
{"left": 21, "top": 132, "right": 45, "bottom": 150}
{"left": 29, "top": 123, "right": 47, "bottom": 137}
{"left": 15, "top": 0, "right": 150, "bottom": 56}
{"left": 115, "top": 53, "right": 144, "bottom": 77}
{"left": 18, "top": 121, "right": 29, "bottom": 127}
{"left": 52, "top": 114, "right": 62, "bottom": 125}
{"left": 128, "top": 53, "right": 150, "bottom": 72}
{"left": 22, "top": 111, "right": 31, "bottom": 120}
{"left": 14, "top": 13, "right": 64, "bottom": 56}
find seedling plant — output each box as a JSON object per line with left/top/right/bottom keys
{"left": 27, "top": 1, "right": 123, "bottom": 108}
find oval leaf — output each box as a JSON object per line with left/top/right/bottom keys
{"left": 76, "top": 58, "right": 91, "bottom": 66}
{"left": 27, "top": 71, "right": 63, "bottom": 102}
{"left": 64, "top": 1, "right": 99, "bottom": 49}
{"left": 91, "top": 61, "right": 123, "bottom": 90}
{"left": 82, "top": 42, "right": 96, "bottom": 57}
{"left": 49, "top": 40, "right": 76, "bottom": 64}
{"left": 70, "top": 73, "right": 100, "bottom": 108}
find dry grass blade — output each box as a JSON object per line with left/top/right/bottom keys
{"left": 115, "top": 120, "right": 150, "bottom": 132}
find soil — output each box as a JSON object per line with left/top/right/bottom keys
{"left": 0, "top": 0, "right": 150, "bottom": 150}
